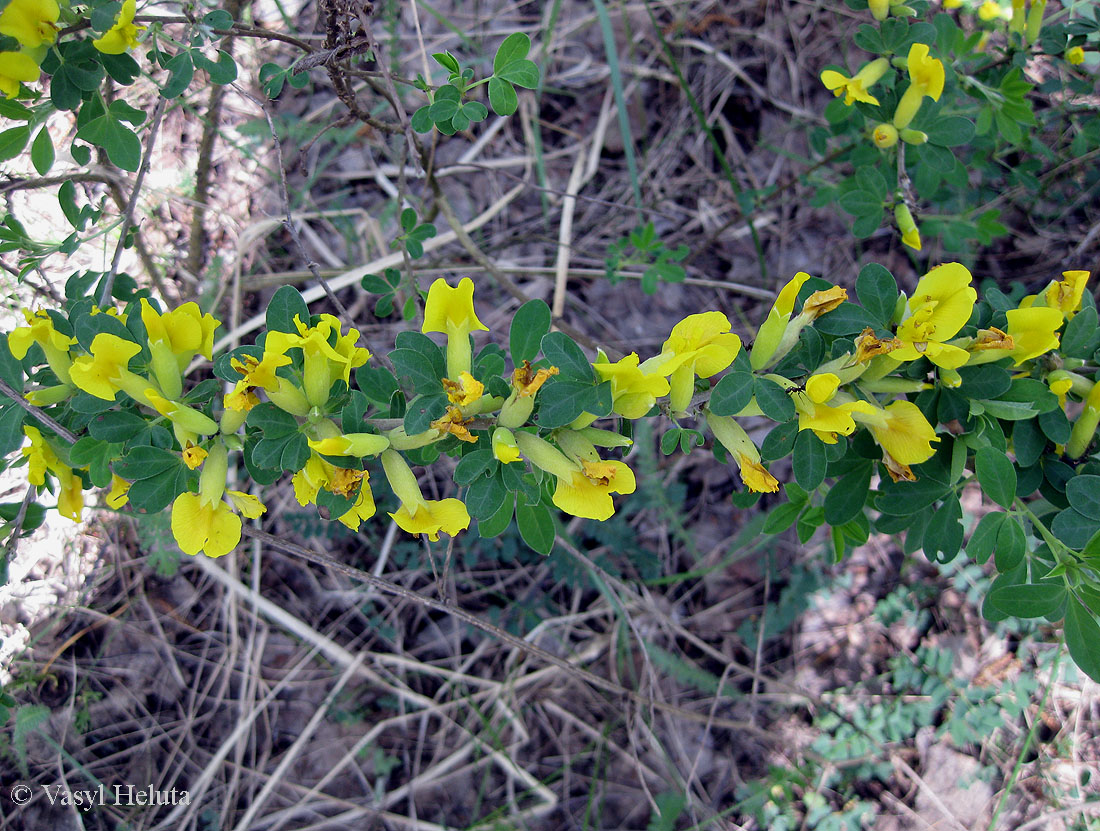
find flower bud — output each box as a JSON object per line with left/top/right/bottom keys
{"left": 1026, "top": 0, "right": 1046, "bottom": 43}
{"left": 872, "top": 123, "right": 899, "bottom": 149}
{"left": 895, "top": 204, "right": 921, "bottom": 251}
{"left": 1066, "top": 46, "right": 1085, "bottom": 65}
{"left": 899, "top": 128, "right": 928, "bottom": 145}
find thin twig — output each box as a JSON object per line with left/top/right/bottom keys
{"left": 0, "top": 377, "right": 78, "bottom": 444}
{"left": 98, "top": 96, "right": 169, "bottom": 306}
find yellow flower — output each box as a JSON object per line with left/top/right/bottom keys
{"left": 307, "top": 433, "right": 390, "bottom": 458}
{"left": 943, "top": 0, "right": 962, "bottom": 8}
{"left": 821, "top": 59, "right": 890, "bottom": 105}
{"left": 171, "top": 492, "right": 244, "bottom": 558}
{"left": 872, "top": 123, "right": 899, "bottom": 149}
{"left": 892, "top": 263, "right": 977, "bottom": 368}
{"left": 143, "top": 387, "right": 220, "bottom": 436}
{"left": 68, "top": 333, "right": 145, "bottom": 401}
{"left": 893, "top": 44, "right": 945, "bottom": 129}
{"left": 706, "top": 413, "right": 779, "bottom": 493}
{"left": 895, "top": 204, "right": 921, "bottom": 251}
{"left": 442, "top": 371, "right": 484, "bottom": 407}
{"left": 381, "top": 449, "right": 470, "bottom": 540}
{"left": 592, "top": 351, "right": 670, "bottom": 419}
{"left": 226, "top": 489, "right": 267, "bottom": 519}
{"left": 8, "top": 309, "right": 76, "bottom": 389}
{"left": 802, "top": 287, "right": 848, "bottom": 319}
{"left": 751, "top": 271, "right": 813, "bottom": 369}
{"left": 57, "top": 469, "right": 84, "bottom": 522}
{"left": 1047, "top": 372, "right": 1073, "bottom": 410}
{"left": 0, "top": 0, "right": 58, "bottom": 48}
{"left": 642, "top": 312, "right": 742, "bottom": 413}
{"left": 969, "top": 307, "right": 1062, "bottom": 366}
{"left": 491, "top": 427, "right": 521, "bottom": 463}
{"left": 1066, "top": 46, "right": 1085, "bottom": 65}
{"left": 978, "top": 0, "right": 1003, "bottom": 19}
{"left": 853, "top": 328, "right": 902, "bottom": 363}
{"left": 1045, "top": 270, "right": 1090, "bottom": 316}
{"left": 335, "top": 482, "right": 377, "bottom": 530}
{"left": 106, "top": 474, "right": 131, "bottom": 509}
{"left": 92, "top": 0, "right": 145, "bottom": 54}
{"left": 223, "top": 351, "right": 293, "bottom": 413}
{"left": 422, "top": 277, "right": 488, "bottom": 378}
{"left": 265, "top": 314, "right": 370, "bottom": 407}
{"left": 793, "top": 373, "right": 877, "bottom": 444}
{"left": 552, "top": 458, "right": 636, "bottom": 521}
{"left": 140, "top": 298, "right": 219, "bottom": 363}
{"left": 431, "top": 406, "right": 477, "bottom": 443}
{"left": 853, "top": 399, "right": 940, "bottom": 466}
{"left": 22, "top": 425, "right": 59, "bottom": 486}
{"left": 182, "top": 442, "right": 208, "bottom": 470}
{"left": 0, "top": 53, "right": 40, "bottom": 101}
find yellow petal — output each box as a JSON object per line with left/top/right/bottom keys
{"left": 422, "top": 277, "right": 488, "bottom": 336}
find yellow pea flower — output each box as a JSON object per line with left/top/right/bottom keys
{"left": 92, "top": 0, "right": 145, "bottom": 54}
{"left": 895, "top": 204, "right": 921, "bottom": 251}
{"left": 792, "top": 372, "right": 878, "bottom": 444}
{"left": 307, "top": 433, "right": 390, "bottom": 458}
{"left": 751, "top": 271, "right": 813, "bottom": 369}
{"left": 170, "top": 493, "right": 245, "bottom": 558}
{"left": 381, "top": 449, "right": 470, "bottom": 540}
{"left": 265, "top": 314, "right": 369, "bottom": 407}
{"left": 0, "top": 0, "right": 59, "bottom": 49}
{"left": 68, "top": 333, "right": 151, "bottom": 403}
{"left": 422, "top": 277, "right": 488, "bottom": 378}
{"left": 978, "top": 0, "right": 1003, "bottom": 19}
{"left": 497, "top": 362, "right": 559, "bottom": 429}
{"left": 442, "top": 371, "right": 484, "bottom": 407}
{"left": 820, "top": 59, "right": 890, "bottom": 105}
{"left": 22, "top": 426, "right": 84, "bottom": 522}
{"left": 592, "top": 351, "right": 670, "bottom": 419}
{"left": 1020, "top": 270, "right": 1091, "bottom": 319}
{"left": 851, "top": 399, "right": 940, "bottom": 479}
{"left": 105, "top": 474, "right": 131, "bottom": 509}
{"left": 641, "top": 312, "right": 742, "bottom": 413}
{"left": 0, "top": 51, "right": 39, "bottom": 98}
{"left": 967, "top": 307, "right": 1063, "bottom": 366}
{"left": 1066, "top": 46, "right": 1085, "bottom": 65}
{"left": 140, "top": 298, "right": 219, "bottom": 399}
{"left": 706, "top": 413, "right": 780, "bottom": 494}
{"left": 491, "top": 427, "right": 521, "bottom": 463}
{"left": 513, "top": 431, "right": 635, "bottom": 521}
{"left": 892, "top": 263, "right": 977, "bottom": 369}
{"left": 872, "top": 123, "right": 899, "bottom": 149}
{"left": 182, "top": 442, "right": 208, "bottom": 470}
{"left": 893, "top": 44, "right": 945, "bottom": 129}
{"left": 8, "top": 308, "right": 76, "bottom": 385}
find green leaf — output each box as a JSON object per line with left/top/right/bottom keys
{"left": 488, "top": 77, "right": 518, "bottom": 116}
{"left": 793, "top": 430, "right": 827, "bottom": 491}
{"left": 541, "top": 331, "right": 594, "bottom": 381}
{"left": 875, "top": 477, "right": 950, "bottom": 515}
{"left": 466, "top": 471, "right": 509, "bottom": 521}
{"left": 403, "top": 392, "right": 448, "bottom": 434}
{"left": 708, "top": 372, "right": 754, "bottom": 417}
{"left": 390, "top": 348, "right": 443, "bottom": 394}
{"left": 753, "top": 377, "right": 796, "bottom": 422}
{"left": 0, "top": 404, "right": 25, "bottom": 456}
{"left": 760, "top": 420, "right": 799, "bottom": 461}
{"left": 763, "top": 501, "right": 803, "bottom": 535}
{"left": 927, "top": 116, "right": 975, "bottom": 147}
{"left": 493, "top": 32, "right": 531, "bottom": 73}
{"left": 453, "top": 449, "right": 497, "bottom": 485}
{"left": 537, "top": 378, "right": 602, "bottom": 428}
{"left": 995, "top": 515, "right": 1026, "bottom": 571}
{"left": 958, "top": 365, "right": 1012, "bottom": 400}
{"left": 161, "top": 52, "right": 194, "bottom": 99}
{"left": 1061, "top": 306, "right": 1100, "bottom": 358}
{"left": 87, "top": 410, "right": 147, "bottom": 443}
{"left": 496, "top": 59, "right": 539, "bottom": 88}
{"left": 975, "top": 446, "right": 1016, "bottom": 509}
{"left": 922, "top": 494, "right": 964, "bottom": 562}
{"left": 824, "top": 463, "right": 871, "bottom": 526}
{"left": 75, "top": 109, "right": 140, "bottom": 172}
{"left": 1051, "top": 508, "right": 1100, "bottom": 550}
{"left": 113, "top": 445, "right": 181, "bottom": 480}
{"left": 432, "top": 51, "right": 460, "bottom": 74}
{"left": 1067, "top": 475, "right": 1100, "bottom": 520}
{"left": 266, "top": 285, "right": 309, "bottom": 333}
{"left": 429, "top": 95, "right": 459, "bottom": 122}
{"left": 0, "top": 126, "right": 29, "bottom": 162}
{"left": 477, "top": 494, "right": 514, "bottom": 538}
{"left": 967, "top": 511, "right": 1005, "bottom": 564}
{"left": 855, "top": 263, "right": 898, "bottom": 325}
{"left": 1065, "top": 598, "right": 1100, "bottom": 683}
{"left": 245, "top": 402, "right": 299, "bottom": 437}
{"left": 128, "top": 466, "right": 189, "bottom": 513}
{"left": 30, "top": 127, "right": 54, "bottom": 175}
{"left": 192, "top": 48, "right": 238, "bottom": 85}
{"left": 814, "top": 302, "right": 883, "bottom": 336}
{"left": 0, "top": 335, "right": 22, "bottom": 391}
{"left": 517, "top": 502, "right": 555, "bottom": 555}
{"left": 510, "top": 299, "right": 552, "bottom": 365}
{"left": 838, "top": 189, "right": 883, "bottom": 217}
{"left": 411, "top": 105, "right": 433, "bottom": 133}
{"left": 988, "top": 583, "right": 1067, "bottom": 618}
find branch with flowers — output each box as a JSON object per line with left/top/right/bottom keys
{"left": 3, "top": 263, "right": 1100, "bottom": 680}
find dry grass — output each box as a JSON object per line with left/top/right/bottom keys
{"left": 1, "top": 0, "right": 1098, "bottom": 829}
